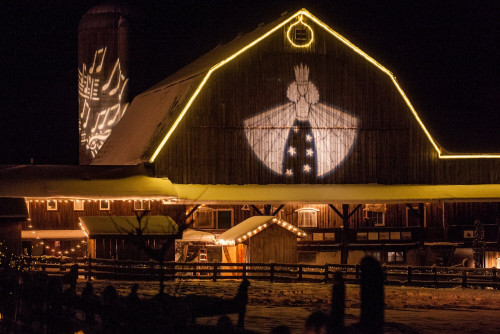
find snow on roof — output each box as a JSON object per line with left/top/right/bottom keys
{"left": 174, "top": 183, "right": 500, "bottom": 204}
{"left": 92, "top": 12, "right": 295, "bottom": 165}
{"left": 0, "top": 165, "right": 177, "bottom": 199}
{"left": 176, "top": 228, "right": 216, "bottom": 243}
{"left": 93, "top": 76, "right": 204, "bottom": 165}
{"left": 92, "top": 8, "right": 500, "bottom": 165}
{"left": 217, "top": 216, "right": 305, "bottom": 246}
{"left": 79, "top": 216, "right": 178, "bottom": 238}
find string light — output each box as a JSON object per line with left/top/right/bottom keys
{"left": 286, "top": 14, "right": 314, "bottom": 48}
{"left": 147, "top": 8, "right": 500, "bottom": 161}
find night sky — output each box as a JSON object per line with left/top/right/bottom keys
{"left": 1, "top": 0, "right": 498, "bottom": 165}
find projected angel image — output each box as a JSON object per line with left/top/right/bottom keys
{"left": 244, "top": 64, "right": 358, "bottom": 179}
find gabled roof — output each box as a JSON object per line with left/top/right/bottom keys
{"left": 217, "top": 216, "right": 305, "bottom": 246}
{"left": 93, "top": 9, "right": 500, "bottom": 166}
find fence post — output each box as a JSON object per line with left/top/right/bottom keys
{"left": 433, "top": 265, "right": 438, "bottom": 288}
{"left": 324, "top": 264, "right": 329, "bottom": 283}
{"left": 407, "top": 266, "right": 412, "bottom": 285}
{"left": 462, "top": 269, "right": 468, "bottom": 288}
{"left": 298, "top": 264, "right": 303, "bottom": 282}
{"left": 150, "top": 261, "right": 155, "bottom": 281}
{"left": 492, "top": 267, "right": 497, "bottom": 289}
{"left": 87, "top": 257, "right": 92, "bottom": 281}
{"left": 114, "top": 259, "right": 118, "bottom": 280}
{"left": 59, "top": 257, "right": 64, "bottom": 272}
{"left": 355, "top": 264, "right": 360, "bottom": 282}
{"left": 382, "top": 264, "right": 388, "bottom": 284}
{"left": 243, "top": 264, "right": 247, "bottom": 279}
{"left": 213, "top": 264, "right": 217, "bottom": 282}
{"left": 270, "top": 264, "right": 275, "bottom": 283}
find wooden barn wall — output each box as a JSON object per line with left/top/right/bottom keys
{"left": 194, "top": 203, "right": 450, "bottom": 230}
{"left": 249, "top": 224, "right": 297, "bottom": 263}
{"left": 154, "top": 18, "right": 500, "bottom": 185}
{"left": 94, "top": 236, "right": 175, "bottom": 260}
{"left": 444, "top": 202, "right": 500, "bottom": 226}
{"left": 26, "top": 201, "right": 186, "bottom": 230}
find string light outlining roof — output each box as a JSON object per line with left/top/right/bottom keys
{"left": 148, "top": 9, "right": 500, "bottom": 162}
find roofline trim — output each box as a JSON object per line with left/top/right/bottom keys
{"left": 149, "top": 9, "right": 500, "bottom": 162}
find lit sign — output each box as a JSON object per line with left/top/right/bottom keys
{"left": 78, "top": 47, "right": 129, "bottom": 158}
{"left": 244, "top": 64, "right": 358, "bottom": 177}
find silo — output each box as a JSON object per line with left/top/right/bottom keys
{"left": 78, "top": 3, "right": 136, "bottom": 164}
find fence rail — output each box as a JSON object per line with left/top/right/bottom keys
{"left": 18, "top": 256, "right": 499, "bottom": 289}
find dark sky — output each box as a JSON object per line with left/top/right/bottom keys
{"left": 1, "top": 0, "right": 498, "bottom": 164}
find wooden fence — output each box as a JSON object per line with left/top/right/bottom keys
{"left": 20, "top": 256, "right": 499, "bottom": 289}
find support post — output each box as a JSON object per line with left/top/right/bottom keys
{"left": 272, "top": 204, "right": 284, "bottom": 216}
{"left": 341, "top": 204, "right": 350, "bottom": 265}
{"left": 329, "top": 204, "right": 361, "bottom": 265}
{"left": 250, "top": 205, "right": 263, "bottom": 216}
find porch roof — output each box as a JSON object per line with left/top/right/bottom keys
{"left": 79, "top": 216, "right": 178, "bottom": 238}
{"left": 174, "top": 184, "right": 500, "bottom": 204}
{"left": 0, "top": 165, "right": 177, "bottom": 199}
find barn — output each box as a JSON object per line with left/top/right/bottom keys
{"left": 1, "top": 8, "right": 499, "bottom": 267}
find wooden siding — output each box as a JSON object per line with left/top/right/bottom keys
{"left": 26, "top": 200, "right": 186, "bottom": 230}
{"left": 444, "top": 202, "right": 500, "bottom": 226}
{"left": 249, "top": 224, "right": 297, "bottom": 263}
{"left": 94, "top": 236, "right": 175, "bottom": 260}
{"left": 153, "top": 18, "right": 500, "bottom": 185}
{"left": 27, "top": 201, "right": 498, "bottom": 233}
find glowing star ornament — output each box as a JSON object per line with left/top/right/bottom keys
{"left": 244, "top": 64, "right": 359, "bottom": 177}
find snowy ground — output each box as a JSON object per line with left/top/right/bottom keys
{"left": 79, "top": 279, "right": 500, "bottom": 333}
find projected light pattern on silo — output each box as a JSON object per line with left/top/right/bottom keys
{"left": 78, "top": 47, "right": 129, "bottom": 158}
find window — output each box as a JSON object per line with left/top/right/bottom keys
{"left": 405, "top": 205, "right": 426, "bottom": 227}
{"left": 296, "top": 208, "right": 319, "bottom": 227}
{"left": 216, "top": 210, "right": 233, "bottom": 229}
{"left": 100, "top": 200, "right": 110, "bottom": 211}
{"left": 363, "top": 204, "right": 386, "bottom": 226}
{"left": 294, "top": 28, "right": 307, "bottom": 41}
{"left": 73, "top": 200, "right": 84, "bottom": 211}
{"left": 47, "top": 200, "right": 57, "bottom": 211}
{"left": 194, "top": 208, "right": 214, "bottom": 228}
{"left": 387, "top": 251, "right": 405, "bottom": 263}
{"left": 134, "top": 200, "right": 150, "bottom": 211}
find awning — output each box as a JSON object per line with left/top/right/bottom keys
{"left": 21, "top": 230, "right": 86, "bottom": 240}
{"left": 176, "top": 228, "right": 216, "bottom": 243}
{"left": 79, "top": 216, "right": 178, "bottom": 238}
{"left": 217, "top": 216, "right": 305, "bottom": 246}
{"left": 174, "top": 184, "right": 500, "bottom": 204}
